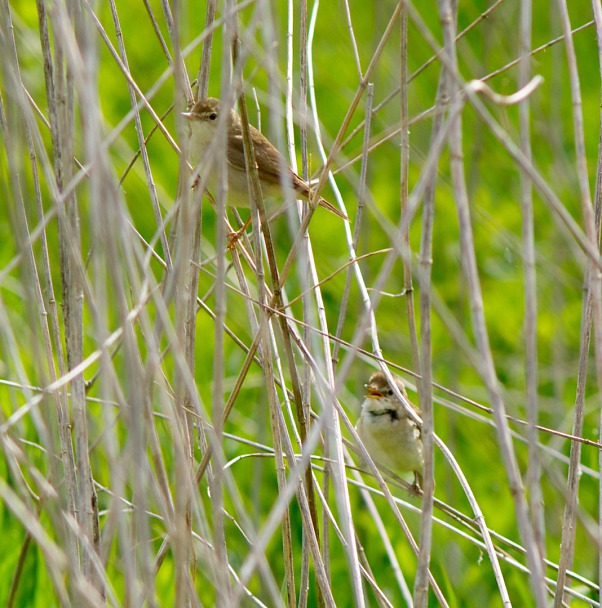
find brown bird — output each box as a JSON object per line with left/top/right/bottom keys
{"left": 356, "top": 371, "right": 424, "bottom": 489}
{"left": 182, "top": 97, "right": 347, "bottom": 220}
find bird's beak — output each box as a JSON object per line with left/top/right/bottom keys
{"left": 181, "top": 112, "right": 195, "bottom": 121}
{"left": 365, "top": 384, "right": 383, "bottom": 399}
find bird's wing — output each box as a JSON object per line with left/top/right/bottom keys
{"left": 228, "top": 127, "right": 285, "bottom": 179}
{"left": 228, "top": 125, "right": 311, "bottom": 195}
{"left": 227, "top": 124, "right": 348, "bottom": 220}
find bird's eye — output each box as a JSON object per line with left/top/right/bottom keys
{"left": 209, "top": 112, "right": 217, "bottom": 120}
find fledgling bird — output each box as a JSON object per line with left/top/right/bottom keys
{"left": 182, "top": 97, "right": 347, "bottom": 220}
{"left": 356, "top": 371, "right": 424, "bottom": 490}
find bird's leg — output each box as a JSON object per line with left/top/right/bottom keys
{"left": 227, "top": 216, "right": 252, "bottom": 250}
{"left": 411, "top": 471, "right": 424, "bottom": 497}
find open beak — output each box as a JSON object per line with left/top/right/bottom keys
{"left": 365, "top": 384, "right": 383, "bottom": 399}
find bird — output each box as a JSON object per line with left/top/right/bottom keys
{"left": 356, "top": 371, "right": 424, "bottom": 490}
{"left": 182, "top": 97, "right": 347, "bottom": 220}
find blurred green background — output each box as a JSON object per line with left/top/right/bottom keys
{"left": 1, "top": 0, "right": 601, "bottom": 605}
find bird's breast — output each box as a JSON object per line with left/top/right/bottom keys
{"left": 188, "top": 123, "right": 217, "bottom": 166}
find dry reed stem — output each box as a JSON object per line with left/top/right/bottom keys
{"left": 3, "top": 0, "right": 602, "bottom": 605}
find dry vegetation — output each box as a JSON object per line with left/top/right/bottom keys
{"left": 1, "top": 0, "right": 601, "bottom": 606}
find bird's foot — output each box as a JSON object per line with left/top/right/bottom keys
{"left": 409, "top": 480, "right": 422, "bottom": 497}
{"left": 227, "top": 217, "right": 252, "bottom": 250}
{"left": 410, "top": 471, "right": 424, "bottom": 497}
{"left": 227, "top": 229, "right": 244, "bottom": 250}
